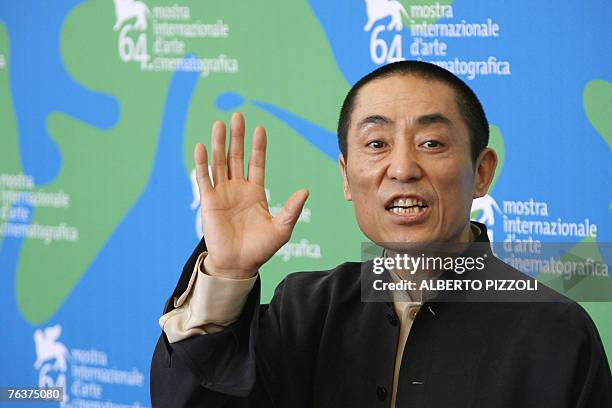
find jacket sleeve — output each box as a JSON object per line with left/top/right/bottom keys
{"left": 574, "top": 308, "right": 612, "bottom": 408}
{"left": 159, "top": 251, "right": 257, "bottom": 343}
{"left": 150, "top": 237, "right": 283, "bottom": 407}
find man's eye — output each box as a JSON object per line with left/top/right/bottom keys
{"left": 366, "top": 140, "right": 385, "bottom": 149}
{"left": 421, "top": 140, "right": 444, "bottom": 149}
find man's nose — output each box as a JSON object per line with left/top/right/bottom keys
{"left": 386, "top": 143, "right": 423, "bottom": 182}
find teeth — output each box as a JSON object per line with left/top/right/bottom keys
{"left": 390, "top": 206, "right": 425, "bottom": 215}
{"left": 391, "top": 197, "right": 426, "bottom": 208}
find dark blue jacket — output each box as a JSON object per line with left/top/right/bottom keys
{"left": 151, "top": 224, "right": 611, "bottom": 407}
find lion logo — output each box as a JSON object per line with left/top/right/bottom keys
{"left": 471, "top": 194, "right": 505, "bottom": 242}
{"left": 364, "top": 0, "right": 410, "bottom": 32}
{"left": 113, "top": 0, "right": 151, "bottom": 31}
{"left": 33, "top": 325, "right": 69, "bottom": 372}
{"left": 33, "top": 324, "right": 70, "bottom": 402}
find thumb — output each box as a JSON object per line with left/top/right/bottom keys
{"left": 274, "top": 189, "right": 309, "bottom": 232}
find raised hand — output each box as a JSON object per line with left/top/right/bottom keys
{"left": 194, "top": 112, "right": 309, "bottom": 279}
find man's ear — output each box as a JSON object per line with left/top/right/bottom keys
{"left": 473, "top": 147, "right": 497, "bottom": 198}
{"left": 339, "top": 154, "right": 352, "bottom": 201}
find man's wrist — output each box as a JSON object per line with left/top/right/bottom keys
{"left": 201, "top": 254, "right": 258, "bottom": 280}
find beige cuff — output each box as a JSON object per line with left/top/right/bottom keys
{"left": 159, "top": 252, "right": 258, "bottom": 343}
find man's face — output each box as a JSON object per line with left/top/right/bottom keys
{"left": 339, "top": 74, "right": 490, "bottom": 245}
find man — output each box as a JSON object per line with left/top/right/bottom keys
{"left": 151, "top": 61, "right": 611, "bottom": 407}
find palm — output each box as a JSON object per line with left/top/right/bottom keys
{"left": 202, "top": 181, "right": 280, "bottom": 272}
{"left": 194, "top": 113, "right": 308, "bottom": 278}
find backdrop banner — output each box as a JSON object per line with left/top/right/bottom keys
{"left": 0, "top": 1, "right": 610, "bottom": 406}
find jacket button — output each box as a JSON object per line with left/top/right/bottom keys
{"left": 376, "top": 386, "right": 388, "bottom": 401}
{"left": 386, "top": 313, "right": 398, "bottom": 326}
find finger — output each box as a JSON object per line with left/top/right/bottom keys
{"left": 228, "top": 112, "right": 245, "bottom": 180}
{"left": 194, "top": 143, "right": 213, "bottom": 195}
{"left": 274, "top": 189, "right": 309, "bottom": 232}
{"left": 248, "top": 126, "right": 267, "bottom": 186}
{"left": 210, "top": 120, "right": 228, "bottom": 185}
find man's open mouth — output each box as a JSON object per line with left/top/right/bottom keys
{"left": 385, "top": 197, "right": 429, "bottom": 215}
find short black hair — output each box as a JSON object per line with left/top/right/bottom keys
{"left": 337, "top": 61, "right": 489, "bottom": 164}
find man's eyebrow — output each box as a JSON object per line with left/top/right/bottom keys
{"left": 356, "top": 114, "right": 393, "bottom": 130}
{"left": 413, "top": 113, "right": 452, "bottom": 127}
